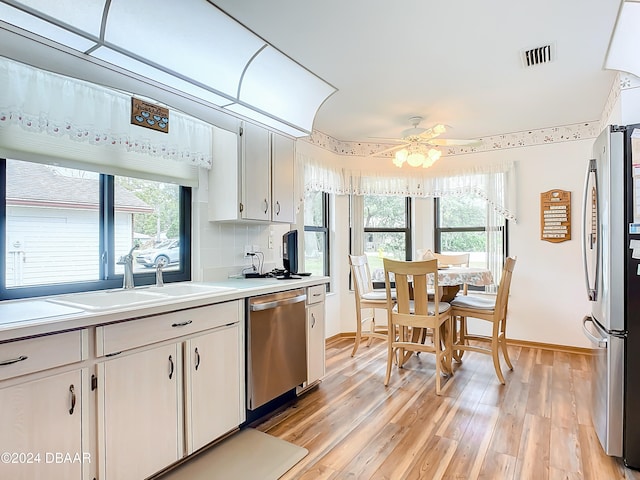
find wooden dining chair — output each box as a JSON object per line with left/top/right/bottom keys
{"left": 432, "top": 252, "right": 470, "bottom": 294}
{"left": 383, "top": 258, "right": 453, "bottom": 395}
{"left": 348, "top": 254, "right": 392, "bottom": 357}
{"left": 450, "top": 256, "right": 517, "bottom": 384}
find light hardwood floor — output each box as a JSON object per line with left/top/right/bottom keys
{"left": 255, "top": 336, "right": 640, "bottom": 480}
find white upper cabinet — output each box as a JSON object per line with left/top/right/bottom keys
{"left": 209, "top": 122, "right": 296, "bottom": 223}
{"left": 242, "top": 122, "right": 272, "bottom": 221}
{"left": 271, "top": 132, "right": 296, "bottom": 222}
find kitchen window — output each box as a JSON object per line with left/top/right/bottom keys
{"left": 303, "top": 190, "right": 330, "bottom": 278}
{"left": 1, "top": 158, "right": 191, "bottom": 300}
{"left": 351, "top": 195, "right": 412, "bottom": 286}
{"left": 435, "top": 195, "right": 507, "bottom": 288}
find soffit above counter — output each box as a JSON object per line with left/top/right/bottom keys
{"left": 0, "top": 0, "right": 337, "bottom": 138}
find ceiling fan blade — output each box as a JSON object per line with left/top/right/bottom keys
{"left": 369, "top": 143, "right": 408, "bottom": 156}
{"left": 368, "top": 136, "right": 406, "bottom": 143}
{"left": 418, "top": 123, "right": 448, "bottom": 140}
{"left": 427, "top": 138, "right": 480, "bottom": 147}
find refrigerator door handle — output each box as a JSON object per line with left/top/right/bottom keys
{"left": 582, "top": 159, "right": 599, "bottom": 301}
{"left": 582, "top": 316, "right": 607, "bottom": 348}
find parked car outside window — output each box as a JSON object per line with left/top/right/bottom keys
{"left": 135, "top": 239, "right": 180, "bottom": 268}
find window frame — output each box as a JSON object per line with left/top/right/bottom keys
{"left": 351, "top": 195, "right": 412, "bottom": 289}
{"left": 434, "top": 196, "right": 508, "bottom": 289}
{"left": 303, "top": 191, "right": 330, "bottom": 280}
{"left": 363, "top": 196, "right": 413, "bottom": 261}
{"left": 1, "top": 158, "right": 191, "bottom": 301}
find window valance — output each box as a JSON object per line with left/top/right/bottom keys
{"left": 302, "top": 154, "right": 517, "bottom": 222}
{"left": 0, "top": 57, "right": 213, "bottom": 186}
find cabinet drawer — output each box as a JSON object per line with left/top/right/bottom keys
{"left": 96, "top": 300, "right": 241, "bottom": 356}
{"left": 307, "top": 284, "right": 326, "bottom": 305}
{"left": 0, "top": 330, "right": 86, "bottom": 381}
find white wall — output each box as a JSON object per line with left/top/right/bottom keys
{"left": 487, "top": 141, "right": 592, "bottom": 347}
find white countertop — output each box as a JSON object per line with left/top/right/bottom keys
{"left": 0, "top": 276, "right": 330, "bottom": 342}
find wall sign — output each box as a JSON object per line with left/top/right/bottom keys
{"left": 131, "top": 97, "right": 169, "bottom": 133}
{"left": 541, "top": 189, "right": 571, "bottom": 242}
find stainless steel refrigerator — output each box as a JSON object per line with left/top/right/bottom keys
{"left": 582, "top": 124, "right": 640, "bottom": 468}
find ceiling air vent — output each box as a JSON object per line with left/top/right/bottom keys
{"left": 521, "top": 44, "right": 553, "bottom": 67}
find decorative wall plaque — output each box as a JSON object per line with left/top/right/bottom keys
{"left": 131, "top": 97, "right": 169, "bottom": 133}
{"left": 541, "top": 189, "right": 571, "bottom": 242}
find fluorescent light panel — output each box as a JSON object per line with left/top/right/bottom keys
{"left": 3, "top": 0, "right": 105, "bottom": 36}
{"left": 0, "top": 3, "right": 98, "bottom": 51}
{"left": 605, "top": 1, "right": 640, "bottom": 77}
{"left": 104, "top": 0, "right": 266, "bottom": 99}
{"left": 240, "top": 45, "right": 336, "bottom": 132}
{"left": 91, "top": 46, "right": 233, "bottom": 107}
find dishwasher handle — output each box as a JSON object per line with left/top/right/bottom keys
{"left": 250, "top": 293, "right": 307, "bottom": 311}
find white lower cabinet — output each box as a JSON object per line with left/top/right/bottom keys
{"left": 99, "top": 343, "right": 182, "bottom": 480}
{"left": 0, "top": 369, "right": 86, "bottom": 480}
{"left": 301, "top": 284, "right": 326, "bottom": 391}
{"left": 306, "top": 302, "right": 326, "bottom": 385}
{"left": 96, "top": 300, "right": 244, "bottom": 480}
{"left": 184, "top": 323, "right": 243, "bottom": 454}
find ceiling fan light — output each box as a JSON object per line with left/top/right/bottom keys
{"left": 433, "top": 124, "right": 447, "bottom": 135}
{"left": 394, "top": 149, "right": 408, "bottom": 167}
{"left": 428, "top": 148, "right": 442, "bottom": 161}
{"left": 407, "top": 152, "right": 425, "bottom": 167}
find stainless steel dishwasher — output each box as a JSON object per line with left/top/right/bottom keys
{"left": 247, "top": 288, "right": 307, "bottom": 410}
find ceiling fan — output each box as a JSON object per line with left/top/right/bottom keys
{"left": 372, "top": 116, "right": 478, "bottom": 168}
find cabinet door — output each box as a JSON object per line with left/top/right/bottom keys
{"left": 185, "top": 324, "right": 242, "bottom": 454}
{"left": 208, "top": 125, "right": 241, "bottom": 222}
{"left": 101, "top": 344, "right": 181, "bottom": 480}
{"left": 241, "top": 122, "right": 271, "bottom": 221}
{"left": 271, "top": 133, "right": 296, "bottom": 223}
{"left": 307, "top": 302, "right": 326, "bottom": 384}
{"left": 0, "top": 370, "right": 84, "bottom": 480}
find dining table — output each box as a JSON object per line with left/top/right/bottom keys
{"left": 434, "top": 266, "right": 494, "bottom": 301}
{"left": 372, "top": 265, "right": 494, "bottom": 302}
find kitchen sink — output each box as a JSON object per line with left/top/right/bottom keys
{"left": 48, "top": 289, "right": 168, "bottom": 311}
{"left": 146, "top": 283, "right": 236, "bottom": 297}
{"left": 47, "top": 283, "right": 237, "bottom": 311}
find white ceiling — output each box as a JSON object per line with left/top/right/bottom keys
{"left": 210, "top": 0, "right": 621, "bottom": 144}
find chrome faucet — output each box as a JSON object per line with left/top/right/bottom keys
{"left": 117, "top": 245, "right": 138, "bottom": 289}
{"left": 155, "top": 262, "right": 164, "bottom": 287}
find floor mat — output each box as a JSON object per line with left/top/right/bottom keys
{"left": 157, "top": 428, "right": 308, "bottom": 480}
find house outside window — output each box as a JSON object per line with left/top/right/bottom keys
{"left": 1, "top": 158, "right": 191, "bottom": 300}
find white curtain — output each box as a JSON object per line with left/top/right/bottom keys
{"left": 304, "top": 155, "right": 517, "bottom": 222}
{"left": 304, "top": 154, "right": 517, "bottom": 290}
{"left": 0, "top": 57, "right": 213, "bottom": 186}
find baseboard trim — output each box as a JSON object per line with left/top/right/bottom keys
{"left": 326, "top": 332, "right": 596, "bottom": 355}
{"left": 505, "top": 338, "right": 596, "bottom": 355}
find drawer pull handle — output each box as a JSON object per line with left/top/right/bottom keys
{"left": 168, "top": 355, "right": 174, "bottom": 379}
{"left": 69, "top": 384, "right": 76, "bottom": 415}
{"left": 171, "top": 320, "right": 193, "bottom": 328}
{"left": 0, "top": 355, "right": 28, "bottom": 366}
{"left": 195, "top": 347, "right": 201, "bottom": 371}
{"left": 311, "top": 313, "right": 316, "bottom": 328}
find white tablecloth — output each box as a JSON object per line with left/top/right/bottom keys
{"left": 372, "top": 266, "right": 494, "bottom": 287}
